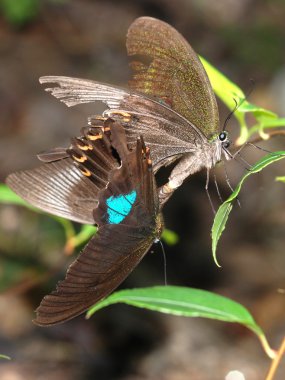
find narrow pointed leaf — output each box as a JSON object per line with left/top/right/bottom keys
{"left": 212, "top": 151, "right": 285, "bottom": 264}
{"left": 87, "top": 286, "right": 263, "bottom": 337}
{"left": 276, "top": 176, "right": 285, "bottom": 183}
{"left": 211, "top": 203, "right": 233, "bottom": 267}
{"left": 0, "top": 354, "right": 11, "bottom": 360}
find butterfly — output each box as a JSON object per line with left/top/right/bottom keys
{"left": 27, "top": 120, "right": 163, "bottom": 326}
{"left": 37, "top": 17, "right": 230, "bottom": 207}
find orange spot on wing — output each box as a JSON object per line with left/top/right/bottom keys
{"left": 80, "top": 167, "right": 92, "bottom": 177}
{"left": 72, "top": 154, "right": 87, "bottom": 163}
{"left": 87, "top": 133, "right": 102, "bottom": 141}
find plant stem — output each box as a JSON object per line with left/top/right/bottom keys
{"left": 53, "top": 217, "right": 76, "bottom": 255}
{"left": 258, "top": 334, "right": 276, "bottom": 360}
{"left": 265, "top": 336, "right": 285, "bottom": 380}
{"left": 248, "top": 130, "right": 285, "bottom": 144}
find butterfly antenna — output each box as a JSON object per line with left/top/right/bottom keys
{"left": 156, "top": 239, "right": 168, "bottom": 286}
{"left": 205, "top": 169, "right": 216, "bottom": 214}
{"left": 223, "top": 98, "right": 238, "bottom": 131}
{"left": 222, "top": 79, "right": 255, "bottom": 131}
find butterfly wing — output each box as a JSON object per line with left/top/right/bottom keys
{"left": 40, "top": 76, "right": 206, "bottom": 168}
{"left": 34, "top": 124, "right": 161, "bottom": 326}
{"left": 126, "top": 17, "right": 219, "bottom": 139}
{"left": 6, "top": 158, "right": 98, "bottom": 224}
{"left": 34, "top": 224, "right": 155, "bottom": 326}
{"left": 6, "top": 118, "right": 118, "bottom": 224}
{"left": 37, "top": 147, "right": 69, "bottom": 162}
{"left": 39, "top": 76, "right": 127, "bottom": 108}
{"left": 102, "top": 94, "right": 207, "bottom": 169}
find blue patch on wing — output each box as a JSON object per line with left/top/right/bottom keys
{"left": 106, "top": 190, "right": 137, "bottom": 224}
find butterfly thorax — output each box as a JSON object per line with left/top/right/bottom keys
{"left": 207, "top": 137, "right": 224, "bottom": 168}
{"left": 158, "top": 134, "right": 229, "bottom": 205}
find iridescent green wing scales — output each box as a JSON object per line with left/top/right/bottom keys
{"left": 127, "top": 17, "right": 219, "bottom": 139}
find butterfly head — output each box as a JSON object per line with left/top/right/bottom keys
{"left": 218, "top": 131, "right": 231, "bottom": 160}
{"left": 218, "top": 131, "right": 230, "bottom": 148}
{"left": 208, "top": 131, "right": 231, "bottom": 165}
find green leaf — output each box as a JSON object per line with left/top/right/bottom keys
{"left": 0, "top": 184, "right": 98, "bottom": 253}
{"left": 87, "top": 286, "right": 276, "bottom": 358}
{"left": 211, "top": 203, "right": 233, "bottom": 267}
{"left": 0, "top": 184, "right": 78, "bottom": 249}
{"left": 200, "top": 57, "right": 279, "bottom": 144}
{"left": 0, "top": 0, "right": 39, "bottom": 26}
{"left": 238, "top": 102, "right": 277, "bottom": 118}
{"left": 161, "top": 228, "right": 179, "bottom": 245}
{"left": 200, "top": 56, "right": 244, "bottom": 110}
{"left": 0, "top": 354, "right": 11, "bottom": 360}
{"left": 247, "top": 117, "right": 285, "bottom": 140}
{"left": 276, "top": 176, "right": 285, "bottom": 183}
{"left": 87, "top": 286, "right": 262, "bottom": 336}
{"left": 0, "top": 184, "right": 32, "bottom": 207}
{"left": 212, "top": 151, "right": 285, "bottom": 264}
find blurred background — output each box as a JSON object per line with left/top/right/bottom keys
{"left": 0, "top": 0, "right": 285, "bottom": 379}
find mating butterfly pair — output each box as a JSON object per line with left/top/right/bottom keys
{"left": 6, "top": 17, "right": 230, "bottom": 325}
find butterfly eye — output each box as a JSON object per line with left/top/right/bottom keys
{"left": 219, "top": 131, "right": 227, "bottom": 141}
{"left": 223, "top": 141, "right": 230, "bottom": 149}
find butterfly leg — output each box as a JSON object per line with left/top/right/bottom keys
{"left": 159, "top": 153, "right": 204, "bottom": 205}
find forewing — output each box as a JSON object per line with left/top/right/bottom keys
{"left": 102, "top": 94, "right": 205, "bottom": 168}
{"left": 126, "top": 17, "right": 219, "bottom": 138}
{"left": 40, "top": 77, "right": 205, "bottom": 167}
{"left": 39, "top": 76, "right": 127, "bottom": 108}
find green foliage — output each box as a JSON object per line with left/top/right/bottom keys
{"left": 276, "top": 176, "right": 285, "bottom": 183}
{"left": 161, "top": 228, "right": 179, "bottom": 245}
{"left": 211, "top": 203, "right": 233, "bottom": 267}
{"left": 87, "top": 286, "right": 269, "bottom": 347}
{"left": 0, "top": 0, "right": 40, "bottom": 26}
{"left": 212, "top": 151, "right": 285, "bottom": 265}
{"left": 0, "top": 184, "right": 31, "bottom": 207}
{"left": 0, "top": 354, "right": 10, "bottom": 360}
{"left": 0, "top": 184, "right": 96, "bottom": 254}
{"left": 200, "top": 57, "right": 285, "bottom": 145}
